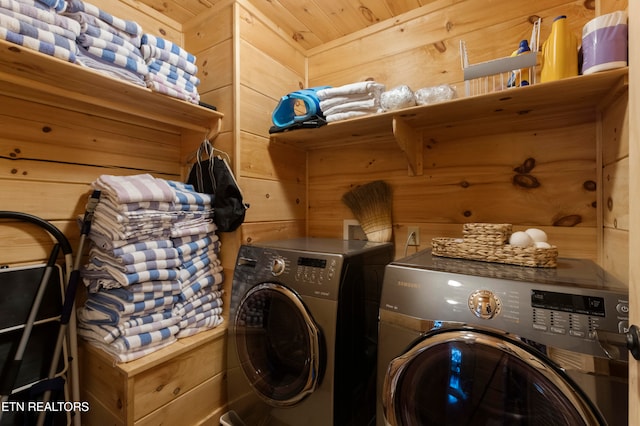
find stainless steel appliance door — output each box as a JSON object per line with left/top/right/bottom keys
{"left": 234, "top": 282, "right": 325, "bottom": 407}
{"left": 382, "top": 326, "right": 605, "bottom": 425}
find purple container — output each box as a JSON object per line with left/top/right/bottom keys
{"left": 582, "top": 11, "right": 628, "bottom": 75}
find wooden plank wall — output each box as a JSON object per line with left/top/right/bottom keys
{"left": 0, "top": 0, "right": 185, "bottom": 267}
{"left": 183, "top": 0, "right": 308, "bottom": 271}
{"left": 303, "top": 0, "right": 626, "bottom": 267}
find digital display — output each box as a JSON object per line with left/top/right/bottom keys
{"left": 531, "top": 290, "right": 605, "bottom": 316}
{"left": 298, "top": 257, "right": 327, "bottom": 269}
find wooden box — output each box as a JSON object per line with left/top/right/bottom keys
{"left": 79, "top": 327, "right": 228, "bottom": 425}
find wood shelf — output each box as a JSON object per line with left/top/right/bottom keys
{"left": 270, "top": 67, "right": 628, "bottom": 176}
{"left": 0, "top": 39, "right": 223, "bottom": 141}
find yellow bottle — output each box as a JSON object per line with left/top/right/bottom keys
{"left": 541, "top": 15, "right": 579, "bottom": 82}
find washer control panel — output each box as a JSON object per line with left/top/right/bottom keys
{"left": 246, "top": 249, "right": 344, "bottom": 300}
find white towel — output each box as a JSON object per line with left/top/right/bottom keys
{"left": 317, "top": 81, "right": 385, "bottom": 100}
{"left": 322, "top": 98, "right": 380, "bottom": 117}
{"left": 326, "top": 110, "right": 377, "bottom": 123}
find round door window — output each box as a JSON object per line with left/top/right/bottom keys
{"left": 383, "top": 327, "right": 604, "bottom": 426}
{"left": 234, "top": 282, "right": 324, "bottom": 407}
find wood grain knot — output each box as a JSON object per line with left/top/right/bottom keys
{"left": 513, "top": 157, "right": 536, "bottom": 174}
{"left": 512, "top": 174, "right": 540, "bottom": 188}
{"left": 553, "top": 214, "right": 582, "bottom": 227}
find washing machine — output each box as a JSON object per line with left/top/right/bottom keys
{"left": 377, "top": 250, "right": 629, "bottom": 425}
{"left": 227, "top": 238, "right": 393, "bottom": 426}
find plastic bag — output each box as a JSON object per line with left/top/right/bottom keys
{"left": 415, "top": 84, "right": 457, "bottom": 105}
{"left": 380, "top": 85, "right": 416, "bottom": 111}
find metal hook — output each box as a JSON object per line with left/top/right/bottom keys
{"left": 206, "top": 119, "right": 222, "bottom": 141}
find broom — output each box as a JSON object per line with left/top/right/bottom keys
{"left": 341, "top": 180, "right": 393, "bottom": 243}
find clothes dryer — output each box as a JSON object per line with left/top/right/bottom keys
{"left": 227, "top": 238, "right": 393, "bottom": 426}
{"left": 377, "top": 250, "right": 629, "bottom": 425}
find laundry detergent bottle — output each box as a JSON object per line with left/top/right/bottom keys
{"left": 541, "top": 15, "right": 579, "bottom": 82}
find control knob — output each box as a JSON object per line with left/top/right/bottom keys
{"left": 468, "top": 289, "right": 501, "bottom": 319}
{"left": 271, "top": 257, "right": 286, "bottom": 276}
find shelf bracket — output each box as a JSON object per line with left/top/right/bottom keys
{"left": 392, "top": 116, "right": 423, "bottom": 176}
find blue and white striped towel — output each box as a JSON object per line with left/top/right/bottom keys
{"left": 78, "top": 32, "right": 143, "bottom": 59}
{"left": 90, "top": 246, "right": 179, "bottom": 265}
{"left": 80, "top": 44, "right": 148, "bottom": 76}
{"left": 125, "top": 280, "right": 182, "bottom": 294}
{"left": 180, "top": 270, "right": 223, "bottom": 302}
{"left": 83, "top": 292, "right": 179, "bottom": 323}
{"left": 94, "top": 174, "right": 176, "bottom": 204}
{"left": 0, "top": 0, "right": 80, "bottom": 34}
{"left": 179, "top": 305, "right": 223, "bottom": 329}
{"left": 146, "top": 80, "right": 199, "bottom": 104}
{"left": 91, "top": 252, "right": 182, "bottom": 274}
{"left": 176, "top": 315, "right": 223, "bottom": 338}
{"left": 109, "top": 324, "right": 180, "bottom": 351}
{"left": 175, "top": 235, "right": 214, "bottom": 257}
{"left": 83, "top": 22, "right": 139, "bottom": 54}
{"left": 0, "top": 8, "right": 76, "bottom": 39}
{"left": 148, "top": 69, "right": 198, "bottom": 94}
{"left": 140, "top": 44, "right": 198, "bottom": 75}
{"left": 34, "top": 0, "right": 66, "bottom": 12}
{"left": 78, "top": 309, "right": 180, "bottom": 343}
{"left": 111, "top": 239, "right": 174, "bottom": 256}
{"left": 148, "top": 59, "right": 200, "bottom": 86}
{"left": 65, "top": 0, "right": 142, "bottom": 37}
{"left": 0, "top": 26, "right": 76, "bottom": 62}
{"left": 173, "top": 290, "right": 223, "bottom": 317}
{"left": 0, "top": 10, "right": 76, "bottom": 51}
{"left": 141, "top": 33, "right": 196, "bottom": 64}
{"left": 98, "top": 286, "right": 180, "bottom": 303}
{"left": 90, "top": 219, "right": 172, "bottom": 246}
{"left": 15, "top": 0, "right": 65, "bottom": 13}
{"left": 84, "top": 258, "right": 181, "bottom": 286}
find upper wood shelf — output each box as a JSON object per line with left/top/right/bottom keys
{"left": 270, "top": 67, "right": 628, "bottom": 176}
{"left": 0, "top": 39, "right": 223, "bottom": 138}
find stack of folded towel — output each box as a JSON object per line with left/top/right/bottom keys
{"left": 317, "top": 81, "right": 386, "bottom": 122}
{"left": 77, "top": 174, "right": 182, "bottom": 362}
{"left": 77, "top": 174, "right": 224, "bottom": 362}
{"left": 0, "top": 0, "right": 81, "bottom": 62}
{"left": 169, "top": 181, "right": 224, "bottom": 338}
{"left": 63, "top": 0, "right": 148, "bottom": 85}
{"left": 140, "top": 33, "right": 200, "bottom": 104}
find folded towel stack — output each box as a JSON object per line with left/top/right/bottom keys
{"left": 140, "top": 33, "right": 200, "bottom": 104}
{"left": 0, "top": 0, "right": 81, "bottom": 62}
{"left": 169, "top": 181, "right": 224, "bottom": 338}
{"left": 317, "top": 81, "right": 386, "bottom": 123}
{"left": 63, "top": 0, "right": 148, "bottom": 86}
{"left": 77, "top": 174, "right": 224, "bottom": 362}
{"left": 78, "top": 174, "right": 182, "bottom": 362}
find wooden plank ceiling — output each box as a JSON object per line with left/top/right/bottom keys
{"left": 135, "top": 0, "right": 434, "bottom": 50}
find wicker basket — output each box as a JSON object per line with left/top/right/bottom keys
{"left": 462, "top": 223, "right": 512, "bottom": 246}
{"left": 432, "top": 223, "right": 558, "bottom": 268}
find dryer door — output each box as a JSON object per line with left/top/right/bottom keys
{"left": 382, "top": 327, "right": 605, "bottom": 426}
{"left": 234, "top": 282, "right": 324, "bottom": 407}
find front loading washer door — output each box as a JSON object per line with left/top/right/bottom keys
{"left": 383, "top": 326, "right": 605, "bottom": 426}
{"left": 234, "top": 282, "right": 325, "bottom": 407}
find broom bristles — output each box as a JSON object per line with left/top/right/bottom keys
{"left": 342, "top": 180, "right": 393, "bottom": 243}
